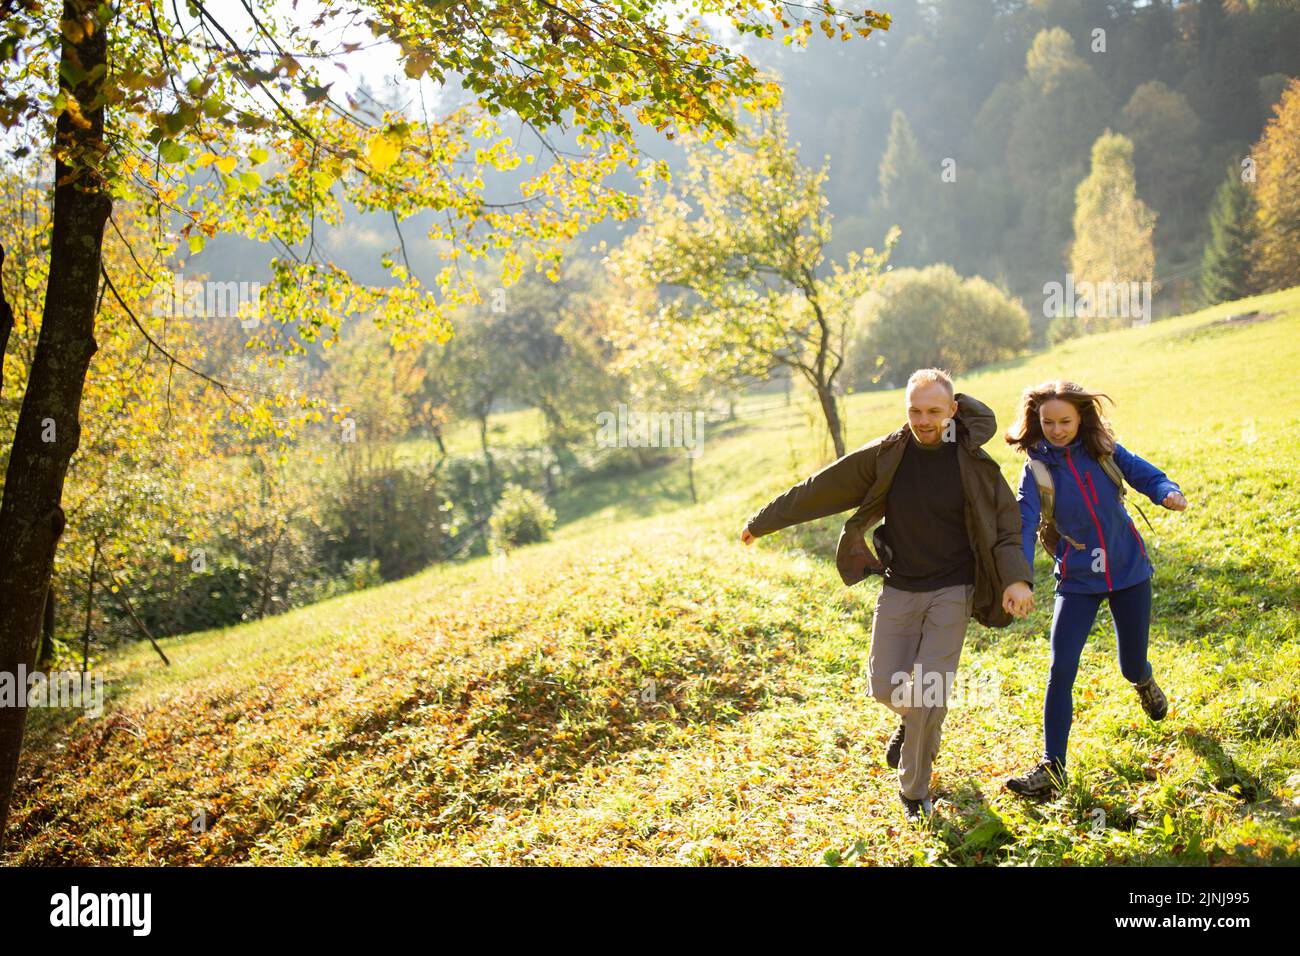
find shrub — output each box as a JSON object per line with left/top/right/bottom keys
{"left": 846, "top": 264, "right": 1030, "bottom": 388}
{"left": 1048, "top": 312, "right": 1084, "bottom": 345}
{"left": 320, "top": 457, "right": 443, "bottom": 581}
{"left": 488, "top": 483, "right": 557, "bottom": 552}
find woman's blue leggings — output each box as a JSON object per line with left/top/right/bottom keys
{"left": 1044, "top": 577, "right": 1153, "bottom": 764}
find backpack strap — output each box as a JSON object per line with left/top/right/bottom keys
{"left": 1027, "top": 459, "right": 1055, "bottom": 519}
{"left": 1098, "top": 453, "right": 1126, "bottom": 494}
{"left": 1100, "top": 452, "right": 1156, "bottom": 533}
{"left": 1028, "top": 459, "right": 1085, "bottom": 552}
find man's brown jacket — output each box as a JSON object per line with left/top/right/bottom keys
{"left": 744, "top": 392, "right": 1033, "bottom": 628}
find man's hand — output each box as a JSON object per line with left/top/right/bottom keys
{"left": 741, "top": 525, "right": 755, "bottom": 545}
{"left": 1161, "top": 490, "right": 1187, "bottom": 511}
{"left": 1002, "top": 581, "right": 1033, "bottom": 618}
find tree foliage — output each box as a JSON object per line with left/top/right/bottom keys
{"left": 611, "top": 107, "right": 897, "bottom": 458}
{"left": 0, "top": 0, "right": 892, "bottom": 848}
{"left": 1198, "top": 162, "right": 1258, "bottom": 307}
{"left": 847, "top": 263, "right": 1029, "bottom": 388}
{"left": 1068, "top": 129, "right": 1157, "bottom": 333}
{"left": 1249, "top": 76, "right": 1300, "bottom": 293}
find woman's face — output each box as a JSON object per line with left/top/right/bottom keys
{"left": 1038, "top": 398, "right": 1081, "bottom": 447}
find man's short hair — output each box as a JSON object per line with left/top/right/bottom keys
{"left": 906, "top": 368, "right": 955, "bottom": 399}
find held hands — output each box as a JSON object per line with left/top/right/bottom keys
{"left": 1002, "top": 581, "right": 1034, "bottom": 618}
{"left": 1162, "top": 490, "right": 1188, "bottom": 511}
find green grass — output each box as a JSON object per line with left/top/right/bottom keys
{"left": 395, "top": 404, "right": 548, "bottom": 462}
{"left": 9, "top": 288, "right": 1300, "bottom": 865}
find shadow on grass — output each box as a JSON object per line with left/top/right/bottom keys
{"left": 1177, "top": 728, "right": 1300, "bottom": 857}
{"left": 1145, "top": 537, "right": 1300, "bottom": 643}
{"left": 20, "top": 674, "right": 153, "bottom": 753}
{"left": 547, "top": 409, "right": 800, "bottom": 529}
{"left": 550, "top": 451, "right": 694, "bottom": 527}
{"left": 931, "top": 778, "right": 1016, "bottom": 865}
{"left": 1180, "top": 728, "right": 1268, "bottom": 804}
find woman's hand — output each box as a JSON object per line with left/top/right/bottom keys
{"left": 1161, "top": 490, "right": 1187, "bottom": 511}
{"left": 741, "top": 526, "right": 755, "bottom": 545}
{"left": 1002, "top": 581, "right": 1034, "bottom": 618}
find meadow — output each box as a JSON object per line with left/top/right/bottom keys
{"left": 8, "top": 287, "right": 1300, "bottom": 865}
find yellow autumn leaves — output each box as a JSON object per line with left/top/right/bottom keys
{"left": 365, "top": 129, "right": 404, "bottom": 171}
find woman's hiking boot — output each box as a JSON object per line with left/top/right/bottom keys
{"left": 885, "top": 720, "right": 906, "bottom": 769}
{"left": 1133, "top": 674, "right": 1168, "bottom": 720}
{"left": 1005, "top": 757, "right": 1067, "bottom": 799}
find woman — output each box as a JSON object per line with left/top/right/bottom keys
{"left": 1002, "top": 381, "right": 1187, "bottom": 798}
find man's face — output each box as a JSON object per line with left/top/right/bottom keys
{"left": 906, "top": 382, "right": 958, "bottom": 445}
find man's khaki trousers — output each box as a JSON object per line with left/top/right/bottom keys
{"left": 867, "top": 583, "right": 975, "bottom": 800}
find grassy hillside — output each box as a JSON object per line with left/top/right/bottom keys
{"left": 9, "top": 288, "right": 1300, "bottom": 865}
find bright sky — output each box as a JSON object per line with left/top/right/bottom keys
{"left": 219, "top": 0, "right": 747, "bottom": 112}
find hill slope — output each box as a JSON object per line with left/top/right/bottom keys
{"left": 10, "top": 289, "right": 1300, "bottom": 865}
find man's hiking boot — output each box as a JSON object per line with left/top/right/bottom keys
{"left": 885, "top": 720, "right": 906, "bottom": 769}
{"left": 1005, "top": 757, "right": 1067, "bottom": 799}
{"left": 1133, "top": 673, "right": 1168, "bottom": 720}
{"left": 899, "top": 790, "right": 933, "bottom": 824}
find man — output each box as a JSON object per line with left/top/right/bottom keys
{"left": 741, "top": 368, "right": 1034, "bottom": 823}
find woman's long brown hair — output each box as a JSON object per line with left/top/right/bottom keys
{"left": 1004, "top": 380, "right": 1117, "bottom": 458}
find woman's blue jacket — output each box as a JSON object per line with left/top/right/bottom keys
{"left": 1017, "top": 437, "right": 1180, "bottom": 594}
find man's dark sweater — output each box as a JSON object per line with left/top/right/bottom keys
{"left": 880, "top": 432, "right": 976, "bottom": 592}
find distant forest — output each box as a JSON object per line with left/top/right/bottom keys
{"left": 763, "top": 0, "right": 1300, "bottom": 332}
{"left": 195, "top": 0, "right": 1300, "bottom": 339}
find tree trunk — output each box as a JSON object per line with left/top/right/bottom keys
{"left": 814, "top": 381, "right": 846, "bottom": 459}
{"left": 257, "top": 525, "right": 284, "bottom": 619}
{"left": 102, "top": 562, "right": 170, "bottom": 667}
{"left": 38, "top": 587, "right": 56, "bottom": 669}
{"left": 0, "top": 0, "right": 112, "bottom": 850}
{"left": 0, "top": 243, "right": 13, "bottom": 397}
{"left": 81, "top": 540, "right": 99, "bottom": 673}
{"left": 477, "top": 411, "right": 496, "bottom": 494}
{"left": 365, "top": 444, "right": 375, "bottom": 563}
